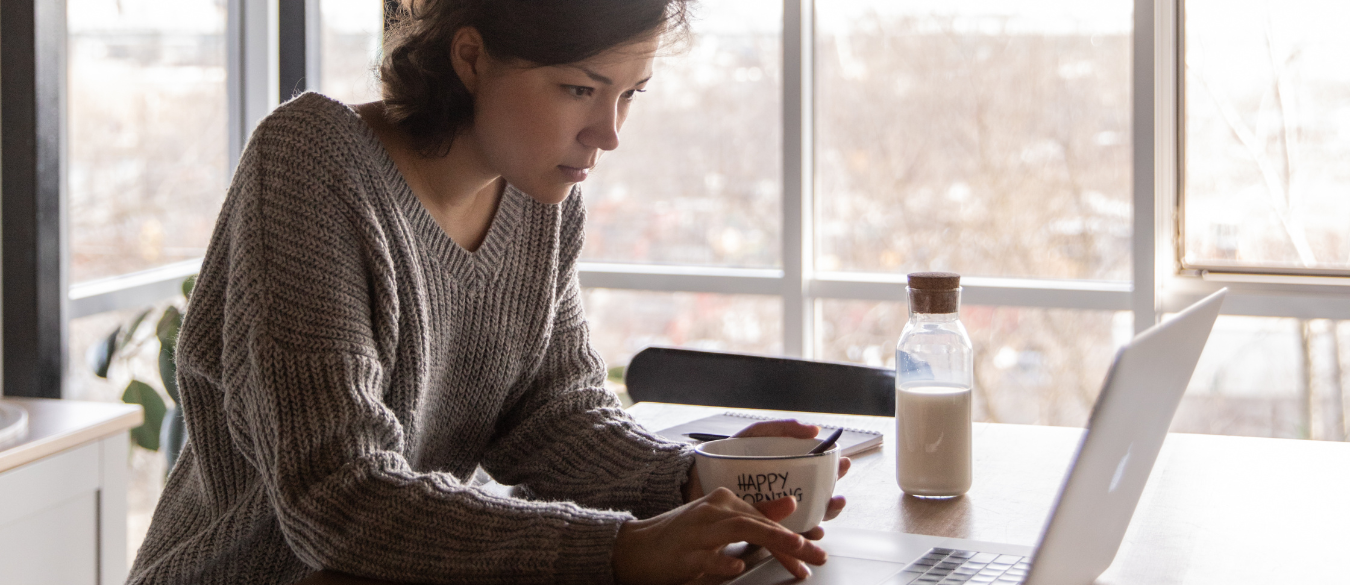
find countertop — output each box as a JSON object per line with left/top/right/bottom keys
{"left": 0, "top": 398, "right": 143, "bottom": 473}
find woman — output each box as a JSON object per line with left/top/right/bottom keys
{"left": 128, "top": 1, "right": 846, "bottom": 583}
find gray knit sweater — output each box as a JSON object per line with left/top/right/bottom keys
{"left": 126, "top": 93, "right": 694, "bottom": 585}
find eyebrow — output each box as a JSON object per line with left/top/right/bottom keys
{"left": 575, "top": 66, "right": 652, "bottom": 88}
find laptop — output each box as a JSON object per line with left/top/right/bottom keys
{"left": 729, "top": 289, "right": 1228, "bottom": 585}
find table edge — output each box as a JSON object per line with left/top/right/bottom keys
{"left": 0, "top": 398, "right": 144, "bottom": 473}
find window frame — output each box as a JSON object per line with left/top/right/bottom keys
{"left": 57, "top": 0, "right": 1350, "bottom": 378}
{"left": 2, "top": 0, "right": 68, "bottom": 398}
{"left": 1155, "top": 0, "right": 1350, "bottom": 319}
{"left": 1172, "top": 0, "right": 1350, "bottom": 283}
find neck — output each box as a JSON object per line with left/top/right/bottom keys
{"left": 409, "top": 132, "right": 502, "bottom": 214}
{"left": 357, "top": 102, "right": 504, "bottom": 252}
{"left": 358, "top": 102, "right": 500, "bottom": 210}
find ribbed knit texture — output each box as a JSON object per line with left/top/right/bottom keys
{"left": 126, "top": 93, "right": 694, "bottom": 585}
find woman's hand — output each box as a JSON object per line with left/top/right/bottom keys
{"left": 612, "top": 488, "right": 825, "bottom": 585}
{"left": 683, "top": 419, "right": 851, "bottom": 541}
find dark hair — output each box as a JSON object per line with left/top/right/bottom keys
{"left": 380, "top": 0, "right": 692, "bottom": 156}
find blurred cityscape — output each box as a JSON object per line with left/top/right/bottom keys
{"left": 60, "top": 0, "right": 1349, "bottom": 566}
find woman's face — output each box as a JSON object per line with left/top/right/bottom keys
{"left": 469, "top": 38, "right": 659, "bottom": 205}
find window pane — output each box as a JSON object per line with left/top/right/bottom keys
{"left": 320, "top": 0, "right": 383, "bottom": 104}
{"left": 68, "top": 0, "right": 228, "bottom": 283}
{"left": 580, "top": 0, "right": 782, "bottom": 267}
{"left": 820, "top": 302, "right": 1350, "bottom": 440}
{"left": 818, "top": 301, "right": 1129, "bottom": 426}
{"left": 583, "top": 289, "right": 783, "bottom": 374}
{"left": 66, "top": 308, "right": 174, "bottom": 567}
{"left": 815, "top": 2, "right": 1132, "bottom": 280}
{"left": 1178, "top": 316, "right": 1348, "bottom": 440}
{"left": 1183, "top": 1, "right": 1350, "bottom": 272}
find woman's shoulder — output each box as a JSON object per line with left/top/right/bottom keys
{"left": 241, "top": 92, "right": 382, "bottom": 178}
{"left": 254, "top": 92, "right": 365, "bottom": 139}
{"left": 229, "top": 93, "right": 395, "bottom": 216}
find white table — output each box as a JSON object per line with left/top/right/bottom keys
{"left": 0, "top": 398, "right": 143, "bottom": 585}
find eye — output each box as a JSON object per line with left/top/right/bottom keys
{"left": 564, "top": 85, "right": 594, "bottom": 98}
{"left": 622, "top": 88, "right": 648, "bottom": 102}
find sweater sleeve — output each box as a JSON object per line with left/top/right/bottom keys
{"left": 480, "top": 192, "right": 695, "bottom": 519}
{"left": 212, "top": 107, "right": 632, "bottom": 584}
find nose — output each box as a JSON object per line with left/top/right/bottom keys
{"left": 578, "top": 102, "right": 621, "bottom": 152}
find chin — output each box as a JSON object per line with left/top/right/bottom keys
{"left": 515, "top": 182, "right": 575, "bottom": 206}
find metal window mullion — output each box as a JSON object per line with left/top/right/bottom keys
{"left": 809, "top": 277, "right": 1132, "bottom": 312}
{"left": 279, "top": 0, "right": 308, "bottom": 101}
{"left": 782, "top": 0, "right": 814, "bottom": 358}
{"left": 1133, "top": 0, "right": 1167, "bottom": 334}
{"left": 229, "top": 0, "right": 281, "bottom": 176}
{"left": 578, "top": 266, "right": 784, "bottom": 297}
{"left": 227, "top": 0, "right": 243, "bottom": 172}
{"left": 1, "top": 0, "right": 67, "bottom": 398}
{"left": 307, "top": 0, "right": 322, "bottom": 92}
{"left": 69, "top": 259, "right": 203, "bottom": 320}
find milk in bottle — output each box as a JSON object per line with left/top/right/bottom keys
{"left": 895, "top": 272, "right": 973, "bottom": 497}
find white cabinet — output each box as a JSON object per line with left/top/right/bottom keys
{"left": 0, "top": 400, "right": 141, "bottom": 585}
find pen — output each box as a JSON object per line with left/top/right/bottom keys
{"left": 684, "top": 432, "right": 729, "bottom": 442}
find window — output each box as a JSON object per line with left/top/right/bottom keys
{"left": 1180, "top": 316, "right": 1348, "bottom": 440}
{"left": 819, "top": 300, "right": 1128, "bottom": 427}
{"left": 584, "top": 290, "right": 783, "bottom": 374}
{"left": 55, "top": 0, "right": 1350, "bottom": 440}
{"left": 318, "top": 0, "right": 383, "bottom": 105}
{"left": 67, "top": 0, "right": 229, "bottom": 284}
{"left": 36, "top": 0, "right": 1350, "bottom": 568}
{"left": 581, "top": 0, "right": 783, "bottom": 268}
{"left": 1182, "top": 0, "right": 1350, "bottom": 276}
{"left": 816, "top": 1, "right": 1133, "bottom": 281}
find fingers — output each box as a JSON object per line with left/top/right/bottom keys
{"left": 696, "top": 512, "right": 826, "bottom": 566}
{"left": 696, "top": 492, "right": 799, "bottom": 547}
{"left": 614, "top": 489, "right": 828, "bottom": 585}
{"left": 685, "top": 548, "right": 744, "bottom": 577}
{"left": 823, "top": 495, "right": 846, "bottom": 521}
{"left": 698, "top": 512, "right": 805, "bottom": 551}
{"left": 733, "top": 419, "right": 820, "bottom": 439}
{"left": 802, "top": 525, "right": 825, "bottom": 540}
{"left": 753, "top": 495, "right": 798, "bottom": 522}
{"left": 771, "top": 549, "right": 814, "bottom": 580}
{"left": 687, "top": 491, "right": 828, "bottom": 579}
{"left": 838, "top": 457, "right": 852, "bottom": 479}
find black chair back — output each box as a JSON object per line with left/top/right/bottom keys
{"left": 624, "top": 347, "right": 895, "bottom": 416}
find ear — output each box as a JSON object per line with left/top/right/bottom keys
{"left": 450, "top": 27, "right": 490, "bottom": 95}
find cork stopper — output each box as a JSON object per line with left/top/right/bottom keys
{"left": 907, "top": 272, "right": 961, "bottom": 314}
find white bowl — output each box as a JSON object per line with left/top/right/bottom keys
{"left": 0, "top": 401, "right": 30, "bottom": 448}
{"left": 694, "top": 436, "right": 840, "bottom": 533}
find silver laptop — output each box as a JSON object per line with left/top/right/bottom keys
{"left": 730, "top": 289, "right": 1228, "bottom": 585}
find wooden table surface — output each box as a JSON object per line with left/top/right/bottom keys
{"left": 629, "top": 402, "right": 1350, "bottom": 585}
{"left": 300, "top": 402, "right": 1350, "bottom": 584}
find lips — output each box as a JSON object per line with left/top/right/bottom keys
{"left": 558, "top": 165, "right": 591, "bottom": 182}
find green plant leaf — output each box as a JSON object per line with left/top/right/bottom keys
{"left": 159, "top": 345, "right": 179, "bottom": 404}
{"left": 181, "top": 274, "right": 198, "bottom": 299}
{"left": 157, "top": 305, "right": 182, "bottom": 349}
{"left": 122, "top": 380, "right": 166, "bottom": 451}
{"left": 119, "top": 307, "right": 155, "bottom": 352}
{"left": 87, "top": 325, "right": 120, "bottom": 379}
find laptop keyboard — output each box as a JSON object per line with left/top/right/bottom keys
{"left": 889, "top": 548, "right": 1030, "bottom": 584}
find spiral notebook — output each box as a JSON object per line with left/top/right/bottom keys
{"left": 656, "top": 412, "right": 884, "bottom": 457}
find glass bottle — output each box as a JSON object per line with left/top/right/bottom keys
{"left": 895, "top": 272, "right": 973, "bottom": 497}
